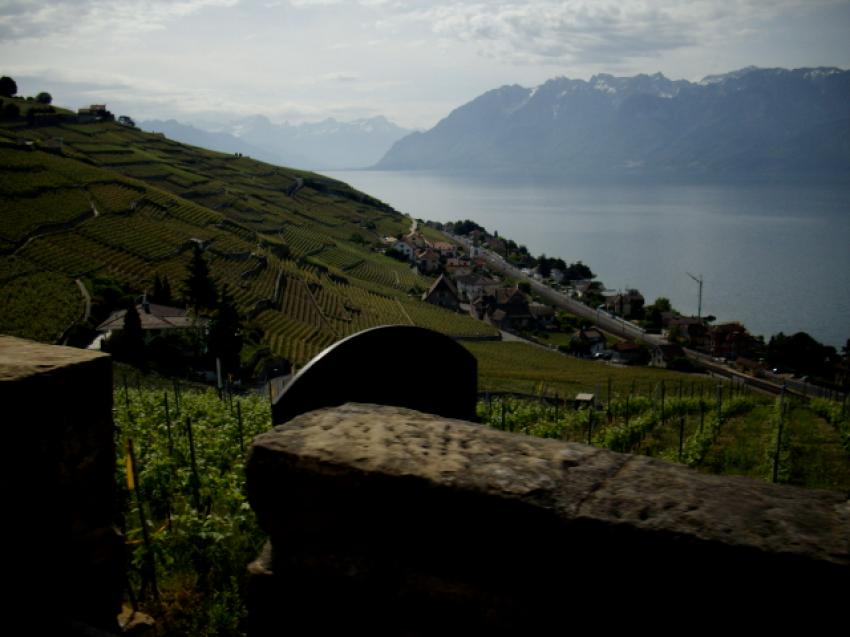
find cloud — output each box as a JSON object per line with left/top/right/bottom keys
{"left": 320, "top": 72, "right": 359, "bottom": 82}
{"left": 377, "top": 1, "right": 836, "bottom": 67}
{"left": 0, "top": 0, "right": 240, "bottom": 40}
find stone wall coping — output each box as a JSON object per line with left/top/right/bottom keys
{"left": 249, "top": 402, "right": 850, "bottom": 568}
{"left": 0, "top": 335, "right": 109, "bottom": 381}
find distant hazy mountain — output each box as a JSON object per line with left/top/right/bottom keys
{"left": 375, "top": 67, "right": 850, "bottom": 178}
{"left": 142, "top": 115, "right": 411, "bottom": 170}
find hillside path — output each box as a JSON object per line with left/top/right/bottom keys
{"left": 75, "top": 278, "right": 91, "bottom": 322}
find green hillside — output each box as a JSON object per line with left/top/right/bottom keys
{"left": 0, "top": 111, "right": 497, "bottom": 364}
{"left": 0, "top": 98, "right": 751, "bottom": 394}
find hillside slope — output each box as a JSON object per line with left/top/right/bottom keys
{"left": 0, "top": 103, "right": 496, "bottom": 365}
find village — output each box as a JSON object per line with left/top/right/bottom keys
{"left": 386, "top": 218, "right": 777, "bottom": 376}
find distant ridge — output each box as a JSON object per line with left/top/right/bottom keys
{"left": 143, "top": 115, "right": 412, "bottom": 170}
{"left": 375, "top": 67, "right": 850, "bottom": 178}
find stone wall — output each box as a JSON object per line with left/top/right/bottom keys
{"left": 247, "top": 402, "right": 849, "bottom": 634}
{"left": 0, "top": 336, "right": 122, "bottom": 633}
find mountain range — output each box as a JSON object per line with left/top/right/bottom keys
{"left": 375, "top": 67, "right": 850, "bottom": 178}
{"left": 141, "top": 115, "right": 411, "bottom": 170}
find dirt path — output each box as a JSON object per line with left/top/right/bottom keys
{"left": 75, "top": 278, "right": 92, "bottom": 322}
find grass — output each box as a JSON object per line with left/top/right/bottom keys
{"left": 467, "top": 340, "right": 714, "bottom": 397}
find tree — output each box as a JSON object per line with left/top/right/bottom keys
{"left": 106, "top": 301, "right": 146, "bottom": 368}
{"left": 151, "top": 273, "right": 173, "bottom": 305}
{"left": 644, "top": 297, "right": 673, "bottom": 330}
{"left": 35, "top": 91, "right": 52, "bottom": 104}
{"left": 207, "top": 285, "right": 243, "bottom": 377}
{"left": 182, "top": 244, "right": 217, "bottom": 311}
{"left": 0, "top": 76, "right": 17, "bottom": 98}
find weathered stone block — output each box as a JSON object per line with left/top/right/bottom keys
{"left": 0, "top": 336, "right": 121, "bottom": 632}
{"left": 247, "top": 402, "right": 849, "bottom": 633}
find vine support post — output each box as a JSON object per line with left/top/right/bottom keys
{"left": 185, "top": 417, "right": 201, "bottom": 513}
{"left": 773, "top": 388, "right": 786, "bottom": 484}
{"left": 237, "top": 401, "right": 245, "bottom": 455}
{"left": 127, "top": 438, "right": 160, "bottom": 604}
{"left": 163, "top": 392, "right": 173, "bottom": 457}
{"left": 123, "top": 373, "right": 130, "bottom": 413}
{"left": 716, "top": 383, "right": 722, "bottom": 424}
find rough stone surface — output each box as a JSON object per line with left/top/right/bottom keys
{"left": 0, "top": 336, "right": 121, "bottom": 633}
{"left": 247, "top": 402, "right": 849, "bottom": 633}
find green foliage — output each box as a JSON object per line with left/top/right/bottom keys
{"left": 182, "top": 245, "right": 217, "bottom": 311}
{"left": 115, "top": 382, "right": 270, "bottom": 636}
{"left": 208, "top": 285, "right": 243, "bottom": 377}
{"left": 767, "top": 331, "right": 838, "bottom": 382}
{"left": 643, "top": 297, "right": 674, "bottom": 330}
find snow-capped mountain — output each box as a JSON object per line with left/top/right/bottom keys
{"left": 141, "top": 115, "right": 411, "bottom": 170}
{"left": 375, "top": 67, "right": 850, "bottom": 178}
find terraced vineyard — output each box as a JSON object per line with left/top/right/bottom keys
{"left": 0, "top": 112, "right": 499, "bottom": 365}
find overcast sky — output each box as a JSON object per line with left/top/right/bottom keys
{"left": 1, "top": 0, "right": 848, "bottom": 129}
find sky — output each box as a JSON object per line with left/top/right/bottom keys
{"left": 1, "top": 0, "right": 849, "bottom": 129}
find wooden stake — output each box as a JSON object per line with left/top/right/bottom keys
{"left": 127, "top": 438, "right": 159, "bottom": 603}
{"left": 163, "top": 393, "right": 173, "bottom": 456}
{"left": 185, "top": 417, "right": 201, "bottom": 513}
{"left": 236, "top": 401, "right": 245, "bottom": 455}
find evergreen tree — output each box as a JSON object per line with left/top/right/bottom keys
{"left": 119, "top": 301, "right": 146, "bottom": 368}
{"left": 207, "top": 285, "right": 243, "bottom": 376}
{"left": 182, "top": 244, "right": 217, "bottom": 311}
{"left": 152, "top": 273, "right": 173, "bottom": 305}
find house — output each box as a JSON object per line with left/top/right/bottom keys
{"left": 651, "top": 343, "right": 686, "bottom": 368}
{"left": 445, "top": 258, "right": 473, "bottom": 278}
{"left": 77, "top": 104, "right": 113, "bottom": 123}
{"left": 604, "top": 289, "right": 645, "bottom": 318}
{"left": 431, "top": 241, "right": 457, "bottom": 258}
{"left": 416, "top": 248, "right": 441, "bottom": 274}
{"left": 454, "top": 274, "right": 500, "bottom": 303}
{"left": 709, "top": 322, "right": 759, "bottom": 360}
{"left": 666, "top": 317, "right": 710, "bottom": 350}
{"left": 549, "top": 268, "right": 566, "bottom": 284}
{"left": 390, "top": 239, "right": 416, "bottom": 262}
{"left": 571, "top": 328, "right": 606, "bottom": 357}
{"left": 421, "top": 274, "right": 460, "bottom": 311}
{"left": 117, "top": 115, "right": 136, "bottom": 127}
{"left": 96, "top": 299, "right": 207, "bottom": 346}
{"left": 610, "top": 341, "right": 646, "bottom": 365}
{"left": 471, "top": 287, "right": 533, "bottom": 330}
{"left": 571, "top": 279, "right": 603, "bottom": 299}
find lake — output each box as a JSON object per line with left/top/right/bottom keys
{"left": 323, "top": 170, "right": 850, "bottom": 348}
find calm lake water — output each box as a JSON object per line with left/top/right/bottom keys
{"left": 324, "top": 170, "right": 850, "bottom": 348}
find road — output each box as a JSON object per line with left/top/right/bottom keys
{"left": 465, "top": 236, "right": 660, "bottom": 346}
{"left": 453, "top": 233, "right": 840, "bottom": 400}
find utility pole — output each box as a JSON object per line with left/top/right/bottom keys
{"left": 687, "top": 272, "right": 703, "bottom": 320}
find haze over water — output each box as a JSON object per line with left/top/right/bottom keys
{"left": 326, "top": 170, "right": 850, "bottom": 348}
